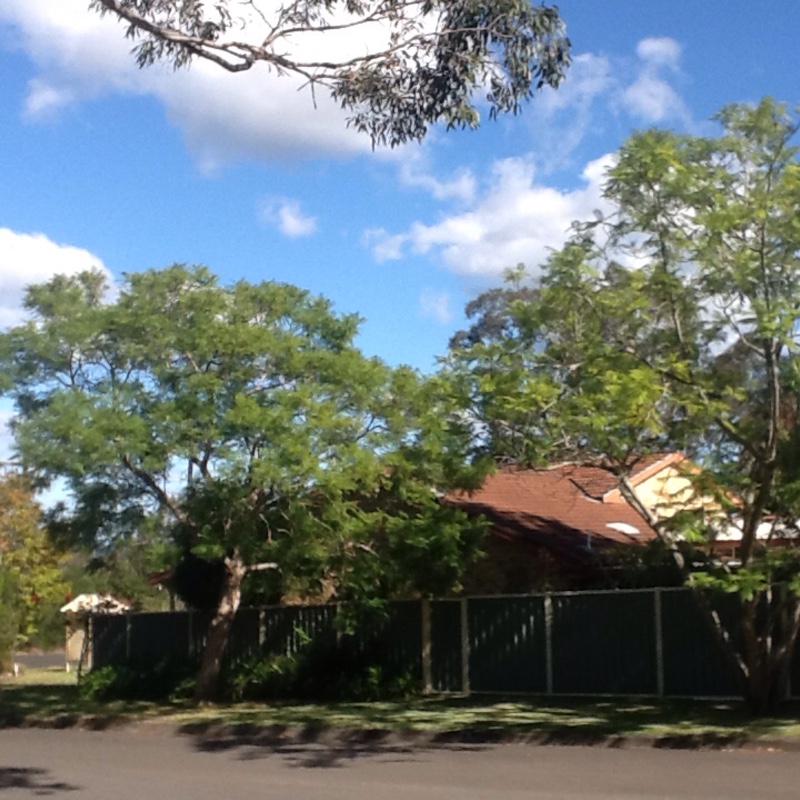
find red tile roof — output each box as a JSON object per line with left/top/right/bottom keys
{"left": 563, "top": 453, "right": 683, "bottom": 501}
{"left": 447, "top": 463, "right": 660, "bottom": 564}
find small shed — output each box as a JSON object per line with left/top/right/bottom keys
{"left": 60, "top": 594, "right": 131, "bottom": 671}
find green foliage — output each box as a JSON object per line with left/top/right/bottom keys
{"left": 225, "top": 637, "right": 420, "bottom": 703}
{"left": 76, "top": 665, "right": 118, "bottom": 700}
{"left": 0, "top": 264, "right": 487, "bottom": 612}
{"left": 0, "top": 474, "right": 69, "bottom": 649}
{"left": 90, "top": 0, "right": 570, "bottom": 147}
{"left": 445, "top": 98, "right": 800, "bottom": 542}
{"left": 0, "top": 567, "right": 22, "bottom": 670}
{"left": 444, "top": 98, "right": 800, "bottom": 711}
{"left": 599, "top": 540, "right": 697, "bottom": 590}
{"left": 25, "top": 604, "right": 68, "bottom": 652}
{"left": 78, "top": 659, "right": 196, "bottom": 701}
{"left": 692, "top": 550, "right": 800, "bottom": 600}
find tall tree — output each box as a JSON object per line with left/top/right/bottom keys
{"left": 443, "top": 98, "right": 800, "bottom": 712}
{"left": 0, "top": 473, "right": 68, "bottom": 657}
{"left": 89, "top": 0, "right": 570, "bottom": 146}
{"left": 0, "top": 265, "right": 486, "bottom": 699}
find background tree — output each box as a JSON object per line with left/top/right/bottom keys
{"left": 0, "top": 568, "right": 21, "bottom": 671}
{"left": 0, "top": 473, "right": 69, "bottom": 662}
{"left": 90, "top": 0, "right": 570, "bottom": 146}
{"left": 0, "top": 265, "right": 487, "bottom": 699}
{"left": 442, "top": 98, "right": 800, "bottom": 712}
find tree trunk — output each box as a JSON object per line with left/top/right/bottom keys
{"left": 696, "top": 586, "right": 800, "bottom": 715}
{"left": 740, "top": 589, "right": 800, "bottom": 715}
{"left": 618, "top": 475, "right": 800, "bottom": 714}
{"left": 194, "top": 549, "right": 246, "bottom": 702}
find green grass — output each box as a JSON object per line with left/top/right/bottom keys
{"left": 2, "top": 666, "right": 78, "bottom": 687}
{"left": 2, "top": 671, "right": 800, "bottom": 746}
{"left": 158, "top": 696, "right": 800, "bottom": 744}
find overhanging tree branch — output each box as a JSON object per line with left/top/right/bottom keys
{"left": 89, "top": 0, "right": 570, "bottom": 146}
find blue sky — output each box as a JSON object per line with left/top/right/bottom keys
{"left": 1, "top": 1, "right": 799, "bottom": 458}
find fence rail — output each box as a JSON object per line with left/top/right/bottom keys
{"left": 91, "top": 586, "right": 800, "bottom": 700}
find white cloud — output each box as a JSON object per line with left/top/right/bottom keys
{"left": 623, "top": 75, "right": 686, "bottom": 123}
{"left": 530, "top": 38, "right": 693, "bottom": 162}
{"left": 259, "top": 197, "right": 317, "bottom": 238}
{"left": 0, "top": 228, "right": 112, "bottom": 328}
{"left": 419, "top": 289, "right": 453, "bottom": 324}
{"left": 398, "top": 158, "right": 476, "bottom": 203}
{"left": 528, "top": 52, "right": 616, "bottom": 171}
{"left": 367, "top": 154, "right": 615, "bottom": 278}
{"left": 362, "top": 228, "right": 406, "bottom": 262}
{"left": 539, "top": 52, "right": 614, "bottom": 117}
{"left": 23, "top": 79, "right": 76, "bottom": 119}
{"left": 623, "top": 36, "right": 689, "bottom": 123}
{"left": 1, "top": 0, "right": 374, "bottom": 164}
{"left": 636, "top": 37, "right": 682, "bottom": 70}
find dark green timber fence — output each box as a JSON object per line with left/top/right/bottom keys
{"left": 90, "top": 587, "right": 800, "bottom": 700}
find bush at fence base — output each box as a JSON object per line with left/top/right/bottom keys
{"left": 78, "top": 641, "right": 419, "bottom": 703}
{"left": 225, "top": 638, "right": 420, "bottom": 703}
{"left": 78, "top": 659, "right": 197, "bottom": 702}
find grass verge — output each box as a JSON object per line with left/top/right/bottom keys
{"left": 2, "top": 669, "right": 800, "bottom": 747}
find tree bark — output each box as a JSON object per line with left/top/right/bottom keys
{"left": 618, "top": 474, "right": 799, "bottom": 714}
{"left": 193, "top": 549, "right": 246, "bottom": 702}
{"left": 740, "top": 588, "right": 800, "bottom": 714}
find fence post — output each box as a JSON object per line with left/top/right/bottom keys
{"left": 421, "top": 598, "right": 433, "bottom": 694}
{"left": 544, "top": 594, "right": 554, "bottom": 695}
{"left": 654, "top": 587, "right": 665, "bottom": 697}
{"left": 460, "top": 598, "right": 470, "bottom": 694}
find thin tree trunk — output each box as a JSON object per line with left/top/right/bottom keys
{"left": 194, "top": 549, "right": 246, "bottom": 702}
{"left": 743, "top": 588, "right": 800, "bottom": 714}
{"left": 622, "top": 470, "right": 749, "bottom": 691}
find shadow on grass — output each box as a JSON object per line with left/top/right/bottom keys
{"left": 173, "top": 695, "right": 800, "bottom": 767}
{"left": 177, "top": 720, "right": 487, "bottom": 768}
{"left": 0, "top": 684, "right": 161, "bottom": 731}
{"left": 0, "top": 766, "right": 80, "bottom": 794}
{"left": 4, "top": 684, "right": 799, "bottom": 758}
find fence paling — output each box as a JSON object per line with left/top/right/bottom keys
{"left": 654, "top": 588, "right": 664, "bottom": 698}
{"left": 90, "top": 587, "right": 800, "bottom": 701}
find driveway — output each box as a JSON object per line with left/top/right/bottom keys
{"left": 1, "top": 725, "right": 798, "bottom": 799}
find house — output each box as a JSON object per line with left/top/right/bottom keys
{"left": 607, "top": 452, "right": 800, "bottom": 559}
{"left": 448, "top": 452, "right": 800, "bottom": 594}
{"left": 447, "top": 456, "right": 671, "bottom": 594}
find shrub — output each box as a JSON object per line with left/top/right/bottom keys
{"left": 78, "top": 665, "right": 119, "bottom": 701}
{"left": 224, "top": 635, "right": 420, "bottom": 702}
{"left": 78, "top": 658, "right": 196, "bottom": 701}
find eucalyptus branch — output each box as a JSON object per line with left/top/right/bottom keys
{"left": 90, "top": 0, "right": 569, "bottom": 145}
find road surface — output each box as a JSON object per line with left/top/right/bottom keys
{"left": 11, "top": 651, "right": 66, "bottom": 671}
{"left": 1, "top": 725, "right": 798, "bottom": 799}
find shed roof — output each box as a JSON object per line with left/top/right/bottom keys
{"left": 60, "top": 593, "right": 131, "bottom": 615}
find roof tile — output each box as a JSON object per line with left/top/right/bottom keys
{"left": 447, "top": 465, "right": 659, "bottom": 562}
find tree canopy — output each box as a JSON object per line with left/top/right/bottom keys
{"left": 0, "top": 264, "right": 487, "bottom": 696}
{"left": 443, "top": 98, "right": 800, "bottom": 711}
{"left": 0, "top": 473, "right": 68, "bottom": 664}
{"left": 90, "top": 0, "right": 570, "bottom": 146}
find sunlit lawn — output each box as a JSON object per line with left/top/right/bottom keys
{"left": 2, "top": 668, "right": 800, "bottom": 744}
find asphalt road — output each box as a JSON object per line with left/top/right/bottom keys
{"left": 2, "top": 726, "right": 799, "bottom": 800}
{"left": 11, "top": 651, "right": 66, "bottom": 670}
